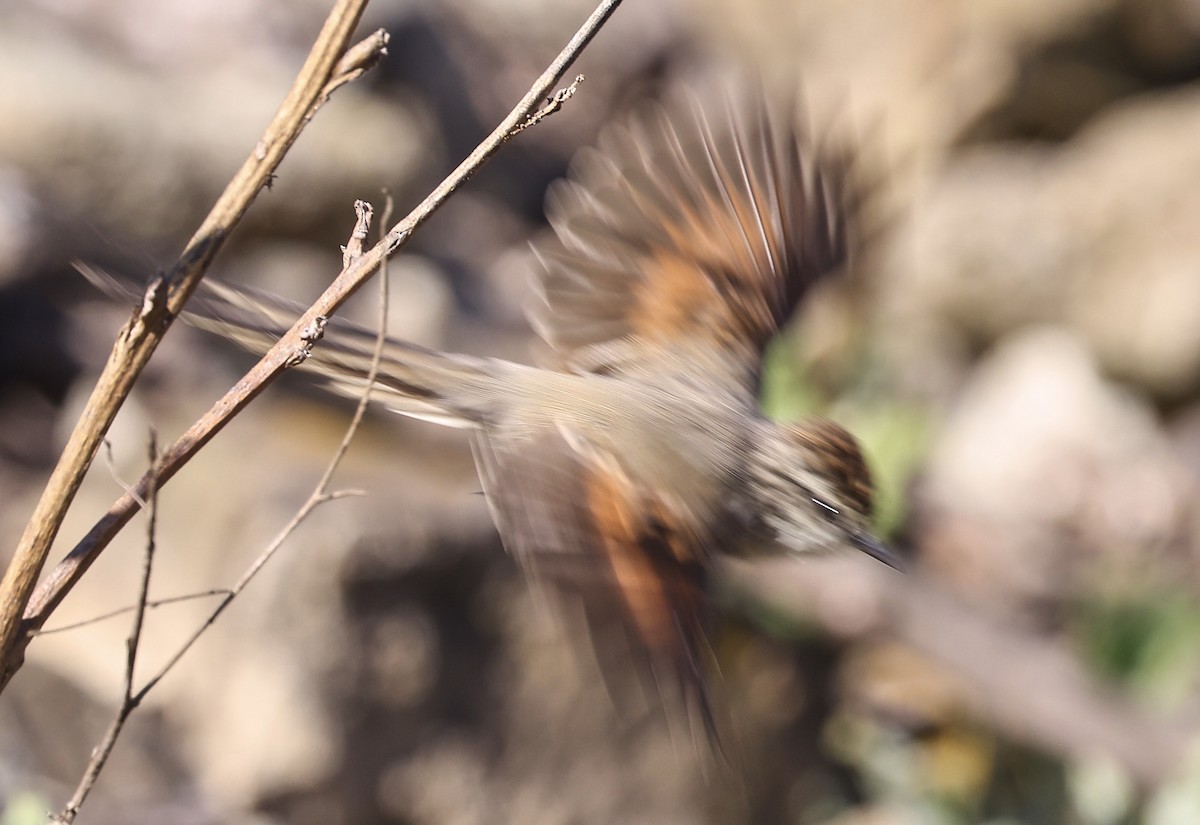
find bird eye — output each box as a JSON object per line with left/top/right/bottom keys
{"left": 811, "top": 497, "right": 840, "bottom": 521}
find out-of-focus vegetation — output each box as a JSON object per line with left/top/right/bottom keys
{"left": 1, "top": 1, "right": 1199, "bottom": 823}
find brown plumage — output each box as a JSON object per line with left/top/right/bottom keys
{"left": 86, "top": 85, "right": 896, "bottom": 745}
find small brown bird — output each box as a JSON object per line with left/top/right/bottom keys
{"left": 122, "top": 87, "right": 897, "bottom": 736}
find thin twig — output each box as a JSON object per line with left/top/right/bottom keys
{"left": 17, "top": 0, "right": 623, "bottom": 671}
{"left": 310, "top": 28, "right": 390, "bottom": 117}
{"left": 100, "top": 438, "right": 146, "bottom": 509}
{"left": 135, "top": 197, "right": 393, "bottom": 702}
{"left": 342, "top": 199, "right": 373, "bottom": 269}
{"left": 52, "top": 433, "right": 161, "bottom": 824}
{"left": 34, "top": 591, "right": 232, "bottom": 636}
{"left": 513, "top": 74, "right": 585, "bottom": 134}
{"left": 0, "top": 0, "right": 382, "bottom": 692}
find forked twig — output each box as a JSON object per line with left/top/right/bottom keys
{"left": 132, "top": 194, "right": 392, "bottom": 704}
{"left": 33, "top": 591, "right": 232, "bottom": 636}
{"left": 0, "top": 0, "right": 384, "bottom": 691}
{"left": 15, "top": 0, "right": 622, "bottom": 683}
{"left": 50, "top": 199, "right": 393, "bottom": 821}
{"left": 52, "top": 433, "right": 161, "bottom": 824}
{"left": 513, "top": 74, "right": 586, "bottom": 133}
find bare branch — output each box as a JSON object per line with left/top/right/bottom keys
{"left": 33, "top": 591, "right": 232, "bottom": 636}
{"left": 0, "top": 0, "right": 382, "bottom": 692}
{"left": 512, "top": 74, "right": 586, "bottom": 134}
{"left": 16, "top": 0, "right": 623, "bottom": 674}
{"left": 311, "top": 28, "right": 390, "bottom": 116}
{"left": 135, "top": 195, "right": 392, "bottom": 702}
{"left": 52, "top": 433, "right": 161, "bottom": 824}
{"left": 342, "top": 199, "right": 374, "bottom": 268}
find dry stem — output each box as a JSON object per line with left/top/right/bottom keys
{"left": 0, "top": 0, "right": 382, "bottom": 691}
{"left": 52, "top": 434, "right": 161, "bottom": 824}
{"left": 125, "top": 195, "right": 395, "bottom": 705}
{"left": 6, "top": 0, "right": 622, "bottom": 693}
{"left": 49, "top": 197, "right": 392, "bottom": 822}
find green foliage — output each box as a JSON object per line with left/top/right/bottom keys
{"left": 1074, "top": 591, "right": 1200, "bottom": 706}
{"left": 759, "top": 338, "right": 827, "bottom": 422}
{"left": 760, "top": 336, "right": 933, "bottom": 540}
{"left": 1, "top": 792, "right": 51, "bottom": 825}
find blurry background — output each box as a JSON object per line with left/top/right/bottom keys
{"left": 2, "top": 0, "right": 1200, "bottom": 823}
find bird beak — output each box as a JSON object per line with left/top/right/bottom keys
{"left": 852, "top": 532, "right": 905, "bottom": 571}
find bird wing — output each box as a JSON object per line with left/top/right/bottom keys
{"left": 530, "top": 88, "right": 849, "bottom": 391}
{"left": 472, "top": 422, "right": 722, "bottom": 739}
{"left": 78, "top": 264, "right": 507, "bottom": 428}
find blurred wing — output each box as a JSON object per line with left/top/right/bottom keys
{"left": 78, "top": 264, "right": 501, "bottom": 427}
{"left": 530, "top": 89, "right": 848, "bottom": 389}
{"left": 181, "top": 279, "right": 505, "bottom": 426}
{"left": 472, "top": 424, "right": 720, "bottom": 737}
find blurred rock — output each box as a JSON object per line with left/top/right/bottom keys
{"left": 882, "top": 88, "right": 1200, "bottom": 401}
{"left": 0, "top": 18, "right": 429, "bottom": 251}
{"left": 22, "top": 0, "right": 334, "bottom": 68}
{"left": 879, "top": 144, "right": 1073, "bottom": 399}
{"left": 1062, "top": 90, "right": 1200, "bottom": 397}
{"left": 692, "top": 0, "right": 1112, "bottom": 195}
{"left": 917, "top": 328, "right": 1195, "bottom": 618}
{"left": 1122, "top": 0, "right": 1200, "bottom": 79}
{"left": 0, "top": 170, "right": 34, "bottom": 287}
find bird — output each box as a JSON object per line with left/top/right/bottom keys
{"left": 91, "top": 85, "right": 897, "bottom": 741}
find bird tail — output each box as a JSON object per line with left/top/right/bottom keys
{"left": 78, "top": 264, "right": 503, "bottom": 428}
